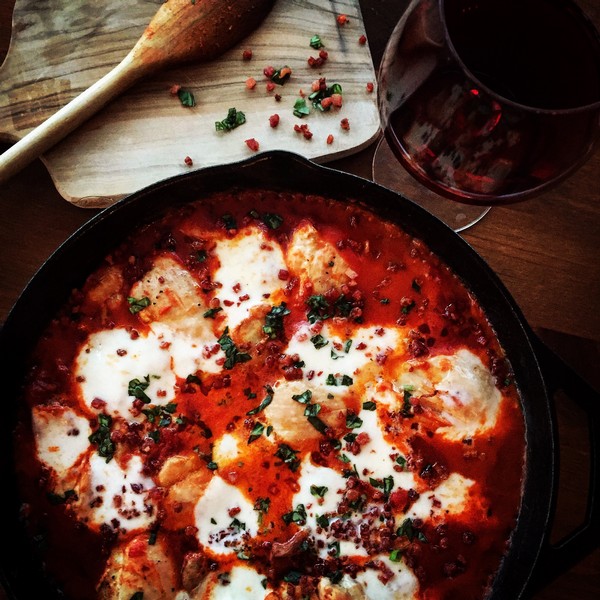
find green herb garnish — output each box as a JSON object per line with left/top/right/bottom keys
{"left": 215, "top": 107, "right": 246, "bottom": 132}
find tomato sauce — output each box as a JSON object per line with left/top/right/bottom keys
{"left": 15, "top": 188, "right": 526, "bottom": 599}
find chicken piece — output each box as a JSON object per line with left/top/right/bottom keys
{"left": 393, "top": 348, "right": 501, "bottom": 440}
{"left": 129, "top": 255, "right": 209, "bottom": 333}
{"left": 264, "top": 380, "right": 348, "bottom": 445}
{"left": 163, "top": 470, "right": 212, "bottom": 530}
{"left": 157, "top": 453, "right": 202, "bottom": 488}
{"left": 97, "top": 536, "right": 176, "bottom": 600}
{"left": 318, "top": 578, "right": 366, "bottom": 599}
{"left": 286, "top": 222, "right": 354, "bottom": 295}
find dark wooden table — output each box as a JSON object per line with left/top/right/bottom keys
{"left": 1, "top": 1, "right": 598, "bottom": 599}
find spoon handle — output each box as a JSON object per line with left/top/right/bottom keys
{"left": 0, "top": 50, "right": 145, "bottom": 184}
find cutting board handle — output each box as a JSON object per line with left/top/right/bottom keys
{"left": 0, "top": 51, "right": 144, "bottom": 184}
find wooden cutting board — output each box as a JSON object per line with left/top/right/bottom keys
{"left": 0, "top": 0, "right": 379, "bottom": 207}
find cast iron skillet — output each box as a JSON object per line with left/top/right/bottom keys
{"left": 0, "top": 151, "right": 598, "bottom": 599}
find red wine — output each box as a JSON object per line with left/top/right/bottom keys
{"left": 382, "top": 0, "right": 600, "bottom": 203}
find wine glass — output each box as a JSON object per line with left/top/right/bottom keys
{"left": 373, "top": 0, "right": 600, "bottom": 231}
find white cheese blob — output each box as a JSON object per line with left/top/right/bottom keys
{"left": 212, "top": 433, "right": 241, "bottom": 465}
{"left": 354, "top": 555, "right": 419, "bottom": 600}
{"left": 285, "top": 323, "right": 402, "bottom": 387}
{"left": 194, "top": 476, "right": 258, "bottom": 556}
{"left": 394, "top": 348, "right": 501, "bottom": 440}
{"left": 76, "top": 327, "right": 176, "bottom": 417}
{"left": 407, "top": 472, "right": 475, "bottom": 522}
{"left": 78, "top": 453, "right": 156, "bottom": 533}
{"left": 31, "top": 405, "right": 90, "bottom": 483}
{"left": 150, "top": 322, "right": 222, "bottom": 376}
{"left": 293, "top": 458, "right": 351, "bottom": 557}
{"left": 213, "top": 226, "right": 287, "bottom": 331}
{"left": 351, "top": 409, "right": 416, "bottom": 490}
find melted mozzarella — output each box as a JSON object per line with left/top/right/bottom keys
{"left": 351, "top": 409, "right": 415, "bottom": 489}
{"left": 212, "top": 434, "right": 241, "bottom": 465}
{"left": 293, "top": 458, "right": 350, "bottom": 557}
{"left": 150, "top": 322, "right": 222, "bottom": 376}
{"left": 76, "top": 328, "right": 176, "bottom": 417}
{"left": 406, "top": 472, "right": 475, "bottom": 522}
{"left": 78, "top": 454, "right": 156, "bottom": 533}
{"left": 194, "top": 476, "right": 258, "bottom": 556}
{"left": 213, "top": 226, "right": 287, "bottom": 331}
{"left": 354, "top": 555, "right": 419, "bottom": 600}
{"left": 394, "top": 349, "right": 501, "bottom": 440}
{"left": 31, "top": 405, "right": 90, "bottom": 482}
{"left": 286, "top": 323, "right": 402, "bottom": 387}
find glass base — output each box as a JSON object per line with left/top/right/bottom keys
{"left": 372, "top": 137, "right": 491, "bottom": 233}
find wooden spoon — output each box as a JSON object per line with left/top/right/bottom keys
{"left": 0, "top": 0, "right": 275, "bottom": 184}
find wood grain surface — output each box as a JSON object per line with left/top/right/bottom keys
{"left": 0, "top": 1, "right": 599, "bottom": 599}
{"left": 0, "top": 0, "right": 379, "bottom": 206}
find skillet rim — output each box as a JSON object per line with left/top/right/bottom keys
{"left": 0, "top": 150, "right": 554, "bottom": 599}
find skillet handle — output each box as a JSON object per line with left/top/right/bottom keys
{"left": 527, "top": 334, "right": 600, "bottom": 590}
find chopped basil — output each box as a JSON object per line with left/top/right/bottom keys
{"left": 396, "top": 517, "right": 428, "bottom": 542}
{"left": 326, "top": 374, "right": 353, "bottom": 386}
{"left": 186, "top": 373, "right": 201, "bottom": 384}
{"left": 229, "top": 517, "right": 246, "bottom": 532}
{"left": 310, "top": 35, "right": 324, "bottom": 49}
{"left": 282, "top": 503, "right": 307, "bottom": 525}
{"left": 207, "top": 461, "right": 218, "bottom": 470}
{"left": 389, "top": 549, "right": 403, "bottom": 562}
{"left": 401, "top": 388, "right": 414, "bottom": 418}
{"left": 395, "top": 455, "right": 407, "bottom": 469}
{"left": 346, "top": 412, "right": 363, "bottom": 429}
{"left": 293, "top": 97, "right": 310, "bottom": 118}
{"left": 218, "top": 327, "right": 252, "bottom": 369}
{"left": 244, "top": 387, "right": 257, "bottom": 399}
{"left": 177, "top": 88, "right": 196, "bottom": 107}
{"left": 215, "top": 107, "right": 246, "bottom": 132}
{"left": 328, "top": 540, "right": 341, "bottom": 557}
{"left": 274, "top": 443, "right": 301, "bottom": 471}
{"left": 307, "top": 415, "right": 329, "bottom": 433}
{"left": 127, "top": 296, "right": 151, "bottom": 314}
{"left": 310, "top": 334, "right": 328, "bottom": 349}
{"left": 362, "top": 400, "right": 377, "bottom": 411}
{"left": 316, "top": 514, "right": 330, "bottom": 528}
{"left": 292, "top": 389, "right": 312, "bottom": 404}
{"left": 128, "top": 375, "right": 152, "bottom": 404}
{"left": 247, "top": 386, "right": 274, "bottom": 415}
{"left": 309, "top": 82, "right": 342, "bottom": 111}
{"left": 412, "top": 279, "right": 422, "bottom": 293}
{"left": 304, "top": 403, "right": 321, "bottom": 417}
{"left": 254, "top": 497, "right": 271, "bottom": 515}
{"left": 130, "top": 593, "right": 144, "bottom": 600}
{"left": 310, "top": 485, "right": 328, "bottom": 498}
{"left": 380, "top": 297, "right": 390, "bottom": 304}
{"left": 247, "top": 422, "right": 265, "bottom": 444}
{"left": 203, "top": 306, "right": 222, "bottom": 319}
{"left": 263, "top": 302, "right": 290, "bottom": 339}
{"left": 142, "top": 402, "right": 177, "bottom": 426}
{"left": 344, "top": 339, "right": 353, "bottom": 353}
{"left": 89, "top": 413, "right": 115, "bottom": 462}
{"left": 271, "top": 66, "right": 292, "bottom": 85}
{"left": 148, "top": 430, "right": 160, "bottom": 443}
{"left": 307, "top": 294, "right": 331, "bottom": 322}
{"left": 262, "top": 213, "right": 284, "bottom": 229}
